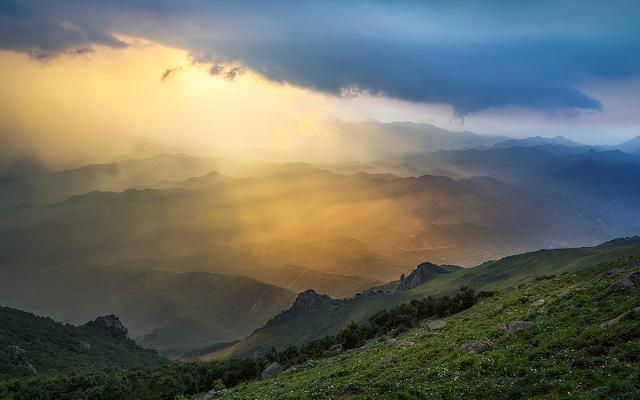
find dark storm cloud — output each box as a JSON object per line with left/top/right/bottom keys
{"left": 1, "top": 0, "right": 639, "bottom": 114}
{"left": 0, "top": 0, "right": 127, "bottom": 59}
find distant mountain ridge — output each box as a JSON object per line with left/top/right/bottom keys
{"left": 549, "top": 159, "right": 640, "bottom": 197}
{"left": 491, "top": 135, "right": 583, "bottom": 149}
{"left": 399, "top": 144, "right": 640, "bottom": 183}
{"left": 326, "top": 120, "right": 508, "bottom": 156}
{"left": 3, "top": 128, "right": 640, "bottom": 362}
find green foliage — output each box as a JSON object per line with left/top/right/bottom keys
{"left": 211, "top": 256, "right": 640, "bottom": 399}
{"left": 0, "top": 307, "right": 164, "bottom": 380}
{"left": 0, "top": 359, "right": 267, "bottom": 400}
{"left": 264, "top": 287, "right": 479, "bottom": 368}
{"left": 0, "top": 287, "right": 479, "bottom": 399}
{"left": 3, "top": 254, "right": 640, "bottom": 400}
{"left": 219, "top": 237, "right": 640, "bottom": 360}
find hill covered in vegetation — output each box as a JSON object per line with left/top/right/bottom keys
{"left": 0, "top": 308, "right": 164, "bottom": 380}
{"left": 211, "top": 237, "right": 640, "bottom": 359}
{"left": 202, "top": 255, "right": 640, "bottom": 399}
{"left": 2, "top": 245, "right": 639, "bottom": 399}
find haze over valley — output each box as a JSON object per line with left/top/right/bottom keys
{"left": 2, "top": 125, "right": 639, "bottom": 357}
{"left": 1, "top": 2, "right": 640, "bottom": 399}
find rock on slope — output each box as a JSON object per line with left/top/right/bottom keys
{"left": 395, "top": 262, "right": 462, "bottom": 290}
{"left": 266, "top": 290, "right": 336, "bottom": 325}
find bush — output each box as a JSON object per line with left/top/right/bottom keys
{"left": 0, "top": 287, "right": 481, "bottom": 400}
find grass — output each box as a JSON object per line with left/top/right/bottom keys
{"left": 213, "top": 237, "right": 640, "bottom": 359}
{"left": 407, "top": 237, "right": 640, "bottom": 298}
{"left": 208, "top": 256, "right": 640, "bottom": 399}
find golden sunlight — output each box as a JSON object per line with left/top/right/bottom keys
{"left": 0, "top": 38, "right": 344, "bottom": 165}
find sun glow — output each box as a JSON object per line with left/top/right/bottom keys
{"left": 0, "top": 37, "right": 351, "bottom": 165}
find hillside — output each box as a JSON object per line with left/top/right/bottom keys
{"left": 211, "top": 237, "right": 640, "bottom": 359}
{"left": 3, "top": 250, "right": 638, "bottom": 399}
{"left": 0, "top": 308, "right": 164, "bottom": 380}
{"left": 0, "top": 264, "right": 296, "bottom": 358}
{"left": 546, "top": 160, "right": 640, "bottom": 198}
{"left": 205, "top": 255, "right": 640, "bottom": 399}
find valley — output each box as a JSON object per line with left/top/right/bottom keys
{"left": 2, "top": 4, "right": 640, "bottom": 398}
{"left": 2, "top": 131, "right": 640, "bottom": 357}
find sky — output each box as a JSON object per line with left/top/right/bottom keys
{"left": 1, "top": 0, "right": 640, "bottom": 164}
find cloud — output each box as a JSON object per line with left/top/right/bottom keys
{"left": 1, "top": 1, "right": 639, "bottom": 114}
{"left": 209, "top": 64, "right": 224, "bottom": 76}
{"left": 161, "top": 66, "right": 182, "bottom": 82}
{"left": 205, "top": 64, "right": 244, "bottom": 81}
{"left": 224, "top": 66, "right": 245, "bottom": 81}
{"left": 0, "top": 0, "right": 127, "bottom": 59}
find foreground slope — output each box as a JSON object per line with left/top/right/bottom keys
{"left": 1, "top": 252, "right": 638, "bottom": 400}
{"left": 213, "top": 237, "right": 640, "bottom": 359}
{"left": 213, "top": 256, "right": 640, "bottom": 399}
{"left": 0, "top": 308, "right": 164, "bottom": 380}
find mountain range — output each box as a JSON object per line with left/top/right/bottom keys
{"left": 1, "top": 122, "right": 640, "bottom": 359}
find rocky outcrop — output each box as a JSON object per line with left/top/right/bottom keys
{"left": 84, "top": 314, "right": 128, "bottom": 337}
{"left": 267, "top": 289, "right": 335, "bottom": 325}
{"left": 427, "top": 320, "right": 446, "bottom": 331}
{"left": 501, "top": 321, "right": 532, "bottom": 334}
{"left": 396, "top": 262, "right": 462, "bottom": 291}
{"left": 5, "top": 345, "right": 27, "bottom": 363}
{"left": 460, "top": 340, "right": 491, "bottom": 353}
{"left": 260, "top": 361, "right": 283, "bottom": 379}
{"left": 601, "top": 306, "right": 640, "bottom": 327}
{"left": 381, "top": 352, "right": 394, "bottom": 363}
{"left": 597, "top": 268, "right": 625, "bottom": 281}
{"left": 608, "top": 271, "right": 640, "bottom": 291}
{"left": 5, "top": 345, "right": 36, "bottom": 373}
{"left": 386, "top": 338, "right": 414, "bottom": 346}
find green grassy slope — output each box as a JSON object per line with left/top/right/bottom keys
{"left": 214, "top": 237, "right": 640, "bottom": 359}
{"left": 0, "top": 307, "right": 165, "bottom": 380}
{"left": 406, "top": 236, "right": 640, "bottom": 298}
{"left": 212, "top": 256, "right": 640, "bottom": 399}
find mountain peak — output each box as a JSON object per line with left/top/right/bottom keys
{"left": 287, "top": 289, "right": 333, "bottom": 312}
{"left": 267, "top": 290, "right": 335, "bottom": 325}
{"left": 618, "top": 135, "right": 640, "bottom": 153}
{"left": 84, "top": 314, "right": 129, "bottom": 337}
{"left": 396, "top": 262, "right": 462, "bottom": 290}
